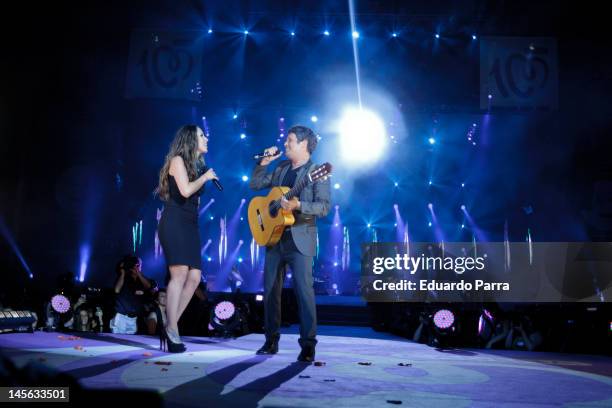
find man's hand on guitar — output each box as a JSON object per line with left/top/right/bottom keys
{"left": 260, "top": 146, "right": 283, "bottom": 166}
{"left": 281, "top": 197, "right": 300, "bottom": 211}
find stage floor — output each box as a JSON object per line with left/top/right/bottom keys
{"left": 1, "top": 326, "right": 611, "bottom": 407}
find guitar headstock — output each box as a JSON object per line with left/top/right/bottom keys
{"left": 309, "top": 162, "right": 333, "bottom": 182}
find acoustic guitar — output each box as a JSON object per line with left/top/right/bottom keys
{"left": 248, "top": 163, "right": 332, "bottom": 246}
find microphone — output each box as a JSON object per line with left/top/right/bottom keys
{"left": 202, "top": 165, "right": 223, "bottom": 191}
{"left": 253, "top": 149, "right": 283, "bottom": 160}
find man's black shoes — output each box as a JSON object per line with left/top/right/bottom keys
{"left": 297, "top": 345, "right": 315, "bottom": 363}
{"left": 256, "top": 338, "right": 279, "bottom": 355}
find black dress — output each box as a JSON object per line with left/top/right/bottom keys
{"left": 158, "top": 175, "right": 204, "bottom": 270}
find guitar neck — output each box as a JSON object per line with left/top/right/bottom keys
{"left": 283, "top": 174, "right": 310, "bottom": 200}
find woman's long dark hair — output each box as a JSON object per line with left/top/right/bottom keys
{"left": 156, "top": 125, "right": 204, "bottom": 201}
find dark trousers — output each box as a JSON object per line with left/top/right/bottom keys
{"left": 263, "top": 229, "right": 317, "bottom": 348}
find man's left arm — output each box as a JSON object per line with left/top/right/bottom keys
{"left": 298, "top": 177, "right": 331, "bottom": 217}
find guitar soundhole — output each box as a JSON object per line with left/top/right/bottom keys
{"left": 269, "top": 202, "right": 278, "bottom": 218}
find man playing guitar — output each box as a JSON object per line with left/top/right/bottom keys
{"left": 249, "top": 125, "right": 331, "bottom": 362}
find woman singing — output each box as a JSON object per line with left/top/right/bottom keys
{"left": 156, "top": 125, "right": 217, "bottom": 352}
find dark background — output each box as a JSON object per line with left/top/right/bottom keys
{"left": 1, "top": 0, "right": 611, "bottom": 305}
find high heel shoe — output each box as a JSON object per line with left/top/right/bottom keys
{"left": 160, "top": 328, "right": 186, "bottom": 353}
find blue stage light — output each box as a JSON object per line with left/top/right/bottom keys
{"left": 461, "top": 224, "right": 465, "bottom": 229}
{"left": 367, "top": 223, "right": 371, "bottom": 228}
{"left": 428, "top": 222, "right": 432, "bottom": 227}
{"left": 428, "top": 180, "right": 433, "bottom": 185}
{"left": 472, "top": 34, "right": 477, "bottom": 40}
{"left": 311, "top": 115, "right": 318, "bottom": 123}
{"left": 461, "top": 205, "right": 466, "bottom": 211}
{"left": 435, "top": 33, "right": 440, "bottom": 39}
{"left": 240, "top": 133, "right": 246, "bottom": 139}
{"left": 352, "top": 31, "right": 360, "bottom": 39}
{"left": 291, "top": 31, "right": 295, "bottom": 36}
{"left": 324, "top": 30, "right": 330, "bottom": 36}
{"left": 428, "top": 137, "right": 436, "bottom": 145}
{"left": 242, "top": 175, "right": 248, "bottom": 182}
{"left": 461, "top": 183, "right": 465, "bottom": 187}
{"left": 210, "top": 216, "right": 214, "bottom": 220}
{"left": 208, "top": 29, "right": 213, "bottom": 34}
{"left": 334, "top": 183, "right": 340, "bottom": 189}
{"left": 207, "top": 257, "right": 212, "bottom": 262}
{"left": 238, "top": 257, "right": 243, "bottom": 263}
{"left": 233, "top": 114, "right": 238, "bottom": 119}
{"left": 392, "top": 33, "right": 398, "bottom": 38}
{"left": 394, "top": 182, "right": 399, "bottom": 187}
{"left": 244, "top": 30, "right": 249, "bottom": 35}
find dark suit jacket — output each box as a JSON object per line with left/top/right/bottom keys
{"left": 249, "top": 159, "right": 331, "bottom": 256}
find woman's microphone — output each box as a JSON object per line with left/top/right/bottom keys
{"left": 200, "top": 164, "right": 223, "bottom": 191}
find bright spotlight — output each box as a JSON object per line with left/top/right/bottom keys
{"left": 208, "top": 29, "right": 213, "bottom": 34}
{"left": 392, "top": 33, "right": 398, "bottom": 38}
{"left": 311, "top": 115, "right": 318, "bottom": 123}
{"left": 472, "top": 34, "right": 477, "bottom": 40}
{"left": 428, "top": 203, "right": 433, "bottom": 210}
{"left": 233, "top": 114, "right": 238, "bottom": 119}
{"left": 352, "top": 31, "right": 360, "bottom": 39}
{"left": 435, "top": 33, "right": 440, "bottom": 39}
{"left": 244, "top": 30, "right": 249, "bottom": 35}
{"left": 338, "top": 107, "right": 387, "bottom": 166}
{"left": 334, "top": 183, "right": 340, "bottom": 189}
{"left": 255, "top": 294, "right": 263, "bottom": 301}
{"left": 238, "top": 257, "right": 243, "bottom": 263}
{"left": 290, "top": 31, "right": 295, "bottom": 36}
{"left": 433, "top": 309, "right": 455, "bottom": 329}
{"left": 51, "top": 295, "right": 71, "bottom": 314}
{"left": 241, "top": 175, "right": 249, "bottom": 182}
{"left": 428, "top": 222, "right": 432, "bottom": 227}
{"left": 214, "top": 301, "right": 235, "bottom": 320}
{"left": 428, "top": 137, "right": 436, "bottom": 145}
{"left": 324, "top": 30, "right": 330, "bottom": 36}
{"left": 461, "top": 205, "right": 466, "bottom": 211}
{"left": 240, "top": 133, "right": 246, "bottom": 139}
{"left": 394, "top": 182, "right": 399, "bottom": 187}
